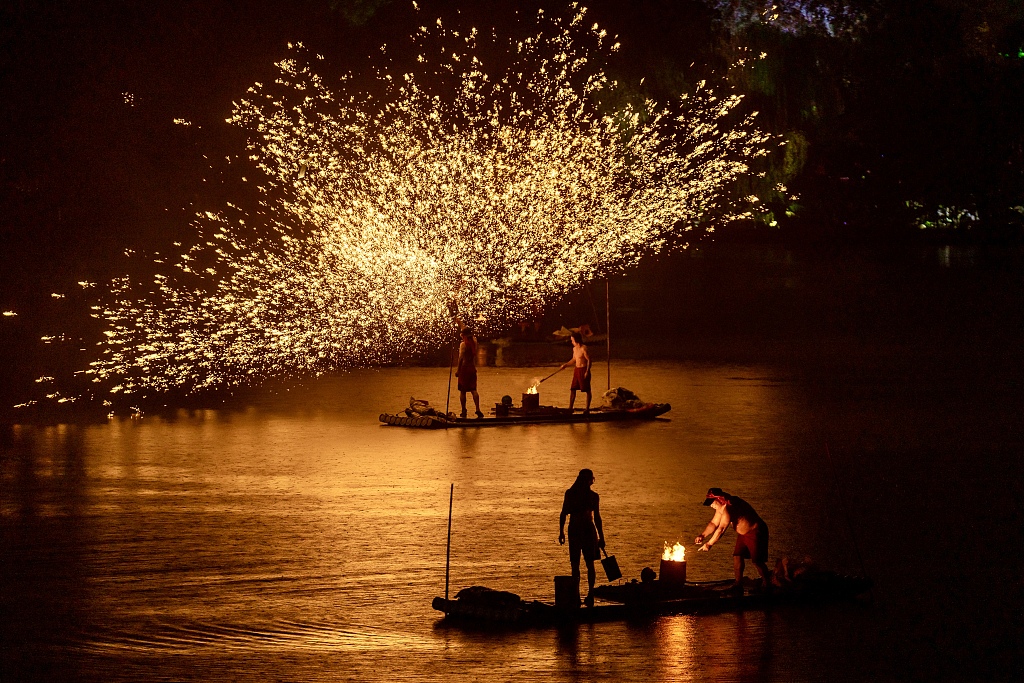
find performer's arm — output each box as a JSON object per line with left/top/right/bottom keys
{"left": 558, "top": 494, "right": 568, "bottom": 544}
{"left": 697, "top": 509, "right": 730, "bottom": 551}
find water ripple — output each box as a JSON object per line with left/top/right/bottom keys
{"left": 73, "top": 618, "right": 436, "bottom": 655}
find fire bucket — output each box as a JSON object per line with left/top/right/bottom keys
{"left": 659, "top": 559, "right": 687, "bottom": 585}
{"left": 522, "top": 392, "right": 540, "bottom": 411}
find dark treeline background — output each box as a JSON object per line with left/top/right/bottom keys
{"left": 590, "top": 0, "right": 1024, "bottom": 244}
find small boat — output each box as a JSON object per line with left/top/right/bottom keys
{"left": 380, "top": 402, "right": 671, "bottom": 429}
{"left": 432, "top": 573, "right": 872, "bottom": 628}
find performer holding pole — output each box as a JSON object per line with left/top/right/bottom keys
{"left": 558, "top": 331, "right": 592, "bottom": 413}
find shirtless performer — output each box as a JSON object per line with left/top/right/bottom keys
{"left": 559, "top": 331, "right": 592, "bottom": 413}
{"left": 695, "top": 487, "right": 772, "bottom": 590}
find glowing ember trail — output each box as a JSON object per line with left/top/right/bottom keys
{"left": 52, "top": 5, "right": 775, "bottom": 405}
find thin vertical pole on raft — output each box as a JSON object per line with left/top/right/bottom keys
{"left": 445, "top": 483, "right": 454, "bottom": 606}
{"left": 445, "top": 344, "right": 455, "bottom": 416}
{"left": 606, "top": 279, "right": 611, "bottom": 390}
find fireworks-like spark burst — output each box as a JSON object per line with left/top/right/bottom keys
{"left": 55, "top": 5, "right": 776, "bottom": 404}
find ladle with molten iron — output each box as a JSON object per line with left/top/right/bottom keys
{"left": 535, "top": 365, "right": 567, "bottom": 387}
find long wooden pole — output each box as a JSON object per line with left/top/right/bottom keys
{"left": 606, "top": 279, "right": 611, "bottom": 390}
{"left": 539, "top": 365, "right": 568, "bottom": 384}
{"left": 445, "top": 344, "right": 455, "bottom": 416}
{"left": 445, "top": 483, "right": 454, "bottom": 604}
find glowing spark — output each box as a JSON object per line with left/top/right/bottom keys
{"left": 50, "top": 8, "right": 773, "bottom": 404}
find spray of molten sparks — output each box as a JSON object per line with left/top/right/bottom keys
{"left": 33, "top": 5, "right": 775, "bottom": 406}
{"left": 663, "top": 541, "right": 686, "bottom": 562}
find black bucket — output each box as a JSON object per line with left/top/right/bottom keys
{"left": 660, "top": 559, "right": 687, "bottom": 585}
{"left": 601, "top": 548, "right": 622, "bottom": 582}
{"left": 554, "top": 575, "right": 579, "bottom": 609}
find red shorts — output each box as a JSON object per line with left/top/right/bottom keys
{"left": 733, "top": 522, "right": 769, "bottom": 563}
{"left": 570, "top": 366, "right": 591, "bottom": 392}
{"left": 457, "top": 371, "right": 477, "bottom": 392}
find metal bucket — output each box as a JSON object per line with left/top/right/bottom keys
{"left": 554, "top": 575, "right": 579, "bottom": 609}
{"left": 522, "top": 392, "right": 540, "bottom": 411}
{"left": 601, "top": 548, "right": 622, "bottom": 582}
{"left": 659, "top": 559, "right": 687, "bottom": 585}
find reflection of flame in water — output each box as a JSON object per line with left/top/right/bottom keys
{"left": 55, "top": 5, "right": 773, "bottom": 405}
{"left": 663, "top": 541, "right": 685, "bottom": 562}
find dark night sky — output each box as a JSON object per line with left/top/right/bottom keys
{"left": 2, "top": 1, "right": 378, "bottom": 271}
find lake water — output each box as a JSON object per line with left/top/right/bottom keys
{"left": 3, "top": 358, "right": 1021, "bottom": 682}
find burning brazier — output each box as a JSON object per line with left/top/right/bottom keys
{"left": 522, "top": 386, "right": 540, "bottom": 411}
{"left": 660, "top": 542, "right": 687, "bottom": 585}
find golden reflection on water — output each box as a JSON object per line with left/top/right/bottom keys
{"left": 653, "top": 616, "right": 699, "bottom": 680}
{"left": 2, "top": 363, "right": 843, "bottom": 682}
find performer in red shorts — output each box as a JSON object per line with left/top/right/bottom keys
{"left": 695, "top": 487, "right": 772, "bottom": 591}
{"left": 558, "top": 331, "right": 592, "bottom": 413}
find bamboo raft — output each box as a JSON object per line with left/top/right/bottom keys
{"left": 432, "top": 573, "right": 872, "bottom": 627}
{"left": 380, "top": 403, "right": 671, "bottom": 429}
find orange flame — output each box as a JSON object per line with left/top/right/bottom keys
{"left": 526, "top": 384, "right": 539, "bottom": 394}
{"left": 662, "top": 541, "right": 685, "bottom": 562}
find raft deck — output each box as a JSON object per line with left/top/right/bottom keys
{"left": 380, "top": 403, "right": 671, "bottom": 428}
{"left": 433, "top": 575, "right": 872, "bottom": 627}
